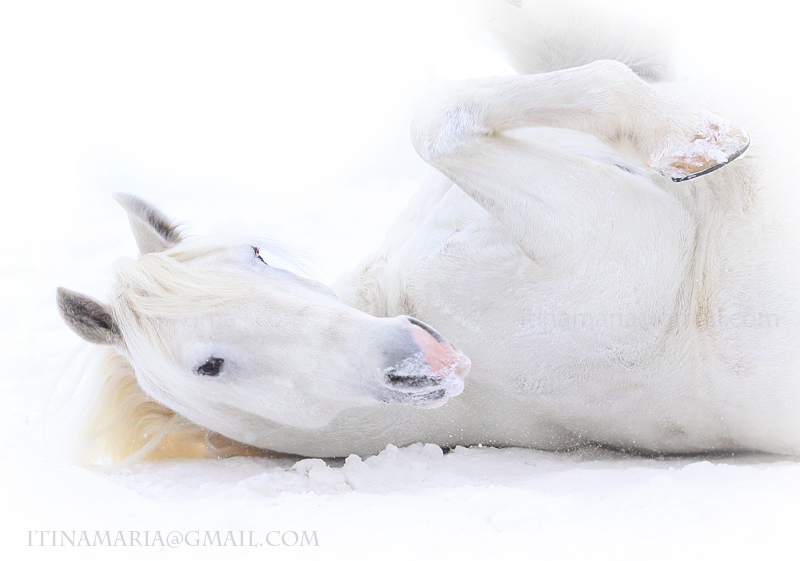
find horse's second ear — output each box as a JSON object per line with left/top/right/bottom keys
{"left": 57, "top": 287, "right": 122, "bottom": 346}
{"left": 112, "top": 193, "right": 182, "bottom": 254}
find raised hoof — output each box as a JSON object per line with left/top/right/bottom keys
{"left": 654, "top": 117, "right": 750, "bottom": 182}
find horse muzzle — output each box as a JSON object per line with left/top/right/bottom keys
{"left": 377, "top": 316, "right": 471, "bottom": 408}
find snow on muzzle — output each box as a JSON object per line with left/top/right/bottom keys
{"left": 378, "top": 316, "right": 471, "bottom": 409}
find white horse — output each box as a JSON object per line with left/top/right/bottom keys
{"left": 57, "top": 0, "right": 800, "bottom": 463}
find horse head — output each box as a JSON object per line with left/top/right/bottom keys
{"left": 56, "top": 195, "right": 470, "bottom": 443}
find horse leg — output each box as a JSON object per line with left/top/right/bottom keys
{"left": 409, "top": 60, "right": 723, "bottom": 266}
{"left": 412, "top": 60, "right": 749, "bottom": 183}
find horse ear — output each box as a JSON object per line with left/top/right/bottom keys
{"left": 112, "top": 193, "right": 182, "bottom": 254}
{"left": 57, "top": 287, "right": 122, "bottom": 346}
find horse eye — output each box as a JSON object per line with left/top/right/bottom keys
{"left": 197, "top": 357, "right": 224, "bottom": 377}
{"left": 251, "top": 246, "right": 267, "bottom": 265}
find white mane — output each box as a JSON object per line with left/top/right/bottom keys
{"left": 113, "top": 237, "right": 300, "bottom": 318}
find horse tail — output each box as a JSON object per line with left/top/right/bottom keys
{"left": 466, "top": 0, "right": 675, "bottom": 82}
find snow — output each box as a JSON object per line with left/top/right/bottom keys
{"left": 2, "top": 0, "right": 800, "bottom": 558}
{"left": 5, "top": 444, "right": 800, "bottom": 558}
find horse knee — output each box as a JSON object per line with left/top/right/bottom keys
{"left": 411, "top": 82, "right": 491, "bottom": 167}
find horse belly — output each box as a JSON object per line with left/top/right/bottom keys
{"left": 389, "top": 183, "right": 800, "bottom": 454}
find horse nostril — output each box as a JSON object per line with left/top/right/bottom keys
{"left": 384, "top": 367, "right": 440, "bottom": 389}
